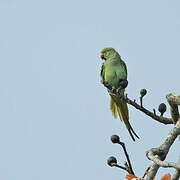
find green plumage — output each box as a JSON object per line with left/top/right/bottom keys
{"left": 100, "top": 47, "right": 139, "bottom": 141}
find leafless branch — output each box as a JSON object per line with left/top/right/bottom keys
{"left": 118, "top": 140, "right": 135, "bottom": 175}
{"left": 147, "top": 152, "right": 180, "bottom": 170}
{"left": 166, "top": 93, "right": 180, "bottom": 124}
{"left": 101, "top": 80, "right": 173, "bottom": 125}
{"left": 145, "top": 118, "right": 180, "bottom": 179}
{"left": 110, "top": 135, "right": 135, "bottom": 175}
{"left": 110, "top": 162, "right": 129, "bottom": 172}
{"left": 124, "top": 95, "right": 172, "bottom": 125}
{"left": 144, "top": 94, "right": 180, "bottom": 179}
{"left": 142, "top": 167, "right": 150, "bottom": 179}
{"left": 102, "top": 80, "right": 180, "bottom": 179}
{"left": 171, "top": 156, "right": 180, "bottom": 180}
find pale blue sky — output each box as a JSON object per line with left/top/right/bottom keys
{"left": 0, "top": 0, "right": 180, "bottom": 179}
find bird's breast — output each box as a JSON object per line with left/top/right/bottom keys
{"left": 104, "top": 68, "right": 119, "bottom": 88}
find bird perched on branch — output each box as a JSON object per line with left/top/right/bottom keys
{"left": 100, "top": 47, "right": 139, "bottom": 141}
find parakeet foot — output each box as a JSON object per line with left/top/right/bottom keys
{"left": 101, "top": 80, "right": 113, "bottom": 90}
{"left": 100, "top": 79, "right": 105, "bottom": 84}
{"left": 111, "top": 87, "right": 116, "bottom": 93}
{"left": 116, "top": 87, "right": 123, "bottom": 94}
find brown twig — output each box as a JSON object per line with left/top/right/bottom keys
{"left": 142, "top": 167, "right": 150, "bottom": 178}
{"left": 110, "top": 162, "right": 129, "bottom": 172}
{"left": 140, "top": 96, "right": 143, "bottom": 107}
{"left": 118, "top": 141, "right": 135, "bottom": 175}
{"left": 110, "top": 135, "right": 135, "bottom": 175}
{"left": 153, "top": 109, "right": 156, "bottom": 116}
{"left": 125, "top": 96, "right": 172, "bottom": 124}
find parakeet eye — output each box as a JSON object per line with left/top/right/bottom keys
{"left": 100, "top": 53, "right": 104, "bottom": 59}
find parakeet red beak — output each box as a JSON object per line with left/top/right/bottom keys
{"left": 100, "top": 53, "right": 104, "bottom": 59}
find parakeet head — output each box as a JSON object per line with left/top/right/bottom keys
{"left": 100, "top": 47, "right": 119, "bottom": 60}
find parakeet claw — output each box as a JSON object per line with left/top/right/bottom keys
{"left": 116, "top": 87, "right": 122, "bottom": 94}
{"left": 101, "top": 80, "right": 113, "bottom": 90}
{"left": 101, "top": 79, "right": 105, "bottom": 84}
{"left": 111, "top": 87, "right": 116, "bottom": 93}
{"left": 101, "top": 79, "right": 109, "bottom": 86}
{"left": 104, "top": 81, "right": 109, "bottom": 86}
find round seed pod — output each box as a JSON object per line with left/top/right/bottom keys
{"left": 140, "top": 89, "right": 147, "bottom": 97}
{"left": 119, "top": 80, "right": 128, "bottom": 89}
{"left": 107, "top": 156, "right": 117, "bottom": 166}
{"left": 111, "top": 135, "right": 120, "bottom": 144}
{"left": 158, "top": 103, "right": 167, "bottom": 115}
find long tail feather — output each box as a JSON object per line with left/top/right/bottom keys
{"left": 129, "top": 124, "right": 139, "bottom": 139}
{"left": 110, "top": 96, "right": 139, "bottom": 141}
{"left": 110, "top": 97, "right": 118, "bottom": 119}
{"left": 128, "top": 129, "right": 135, "bottom": 141}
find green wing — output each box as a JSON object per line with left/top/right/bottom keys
{"left": 121, "top": 59, "right": 127, "bottom": 76}
{"left": 100, "top": 63, "right": 105, "bottom": 80}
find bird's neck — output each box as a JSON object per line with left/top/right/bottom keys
{"left": 106, "top": 53, "right": 121, "bottom": 64}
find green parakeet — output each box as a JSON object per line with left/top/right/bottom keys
{"left": 100, "top": 47, "right": 139, "bottom": 141}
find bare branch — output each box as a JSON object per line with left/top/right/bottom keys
{"left": 102, "top": 80, "right": 180, "bottom": 179}
{"left": 166, "top": 93, "right": 180, "bottom": 105}
{"left": 142, "top": 167, "right": 150, "bottom": 179}
{"left": 101, "top": 80, "right": 173, "bottom": 124}
{"left": 110, "top": 162, "right": 129, "bottom": 172}
{"left": 110, "top": 135, "right": 135, "bottom": 175}
{"left": 119, "top": 141, "right": 135, "bottom": 175}
{"left": 172, "top": 156, "right": 180, "bottom": 180}
{"left": 153, "top": 109, "right": 156, "bottom": 116}
{"left": 124, "top": 95, "right": 172, "bottom": 125}
{"left": 124, "top": 161, "right": 131, "bottom": 174}
{"left": 166, "top": 93, "right": 180, "bottom": 124}
{"left": 146, "top": 120, "right": 180, "bottom": 180}
{"left": 147, "top": 152, "right": 180, "bottom": 170}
